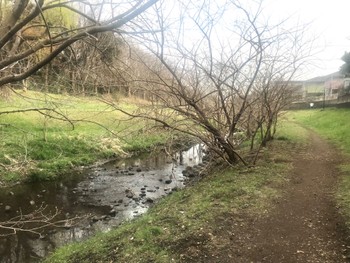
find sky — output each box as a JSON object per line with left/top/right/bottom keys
{"left": 138, "top": 0, "right": 350, "bottom": 81}
{"left": 263, "top": 0, "right": 350, "bottom": 79}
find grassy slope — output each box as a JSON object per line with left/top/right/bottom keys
{"left": 0, "top": 91, "right": 169, "bottom": 182}
{"left": 288, "top": 109, "right": 350, "bottom": 153}
{"left": 43, "top": 118, "right": 307, "bottom": 263}
{"left": 288, "top": 108, "right": 350, "bottom": 225}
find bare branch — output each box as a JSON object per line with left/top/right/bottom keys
{"left": 0, "top": 204, "right": 86, "bottom": 237}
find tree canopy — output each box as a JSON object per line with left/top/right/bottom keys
{"left": 340, "top": 52, "right": 350, "bottom": 77}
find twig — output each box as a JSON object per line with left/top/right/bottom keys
{"left": 0, "top": 204, "right": 87, "bottom": 237}
{"left": 0, "top": 107, "right": 75, "bottom": 129}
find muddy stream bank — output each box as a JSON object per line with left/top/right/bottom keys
{"left": 0, "top": 144, "right": 205, "bottom": 263}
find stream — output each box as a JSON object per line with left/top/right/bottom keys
{"left": 0, "top": 144, "right": 205, "bottom": 263}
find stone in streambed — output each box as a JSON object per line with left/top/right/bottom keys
{"left": 145, "top": 198, "right": 154, "bottom": 204}
{"left": 109, "top": 209, "right": 117, "bottom": 217}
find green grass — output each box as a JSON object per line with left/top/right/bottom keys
{"left": 289, "top": 108, "right": 350, "bottom": 225}
{"left": 276, "top": 115, "right": 309, "bottom": 144}
{"left": 0, "top": 90, "right": 170, "bottom": 182}
{"left": 44, "top": 119, "right": 301, "bottom": 263}
{"left": 287, "top": 108, "right": 350, "bottom": 154}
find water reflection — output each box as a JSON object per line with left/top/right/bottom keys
{"left": 0, "top": 144, "right": 204, "bottom": 262}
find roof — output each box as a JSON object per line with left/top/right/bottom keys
{"left": 305, "top": 72, "right": 344, "bottom": 83}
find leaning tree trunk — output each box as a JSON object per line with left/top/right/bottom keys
{"left": 214, "top": 135, "right": 246, "bottom": 165}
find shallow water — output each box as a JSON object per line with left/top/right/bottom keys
{"left": 0, "top": 144, "right": 204, "bottom": 263}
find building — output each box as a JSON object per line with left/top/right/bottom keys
{"left": 302, "top": 72, "right": 344, "bottom": 102}
{"left": 339, "top": 77, "right": 350, "bottom": 102}
{"left": 289, "top": 72, "right": 350, "bottom": 109}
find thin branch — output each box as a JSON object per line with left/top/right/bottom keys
{"left": 0, "top": 108, "right": 75, "bottom": 129}
{"left": 0, "top": 204, "right": 87, "bottom": 237}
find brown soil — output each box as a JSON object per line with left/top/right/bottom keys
{"left": 181, "top": 129, "right": 350, "bottom": 262}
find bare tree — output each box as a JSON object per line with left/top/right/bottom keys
{"left": 0, "top": 0, "right": 159, "bottom": 89}
{"left": 104, "top": 0, "right": 312, "bottom": 165}
{"left": 0, "top": 0, "right": 160, "bottom": 236}
{"left": 48, "top": 32, "right": 127, "bottom": 95}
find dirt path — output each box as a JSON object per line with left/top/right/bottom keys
{"left": 242, "top": 129, "right": 350, "bottom": 262}
{"left": 197, "top": 128, "right": 350, "bottom": 262}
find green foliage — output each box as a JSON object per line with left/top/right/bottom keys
{"left": 340, "top": 52, "right": 350, "bottom": 76}
{"left": 28, "top": 169, "right": 56, "bottom": 182}
{"left": 123, "top": 133, "right": 168, "bottom": 152}
{"left": 27, "top": 140, "right": 61, "bottom": 160}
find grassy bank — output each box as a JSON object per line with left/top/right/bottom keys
{"left": 0, "top": 90, "right": 170, "bottom": 183}
{"left": 43, "top": 119, "right": 306, "bottom": 263}
{"left": 288, "top": 108, "right": 350, "bottom": 225}
{"left": 288, "top": 108, "right": 350, "bottom": 153}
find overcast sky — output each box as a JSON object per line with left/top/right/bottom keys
{"left": 263, "top": 0, "right": 350, "bottom": 79}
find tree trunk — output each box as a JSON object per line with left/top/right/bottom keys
{"left": 44, "top": 64, "right": 50, "bottom": 92}
{"left": 215, "top": 136, "right": 238, "bottom": 165}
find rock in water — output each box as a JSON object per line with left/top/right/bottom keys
{"left": 109, "top": 209, "right": 117, "bottom": 217}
